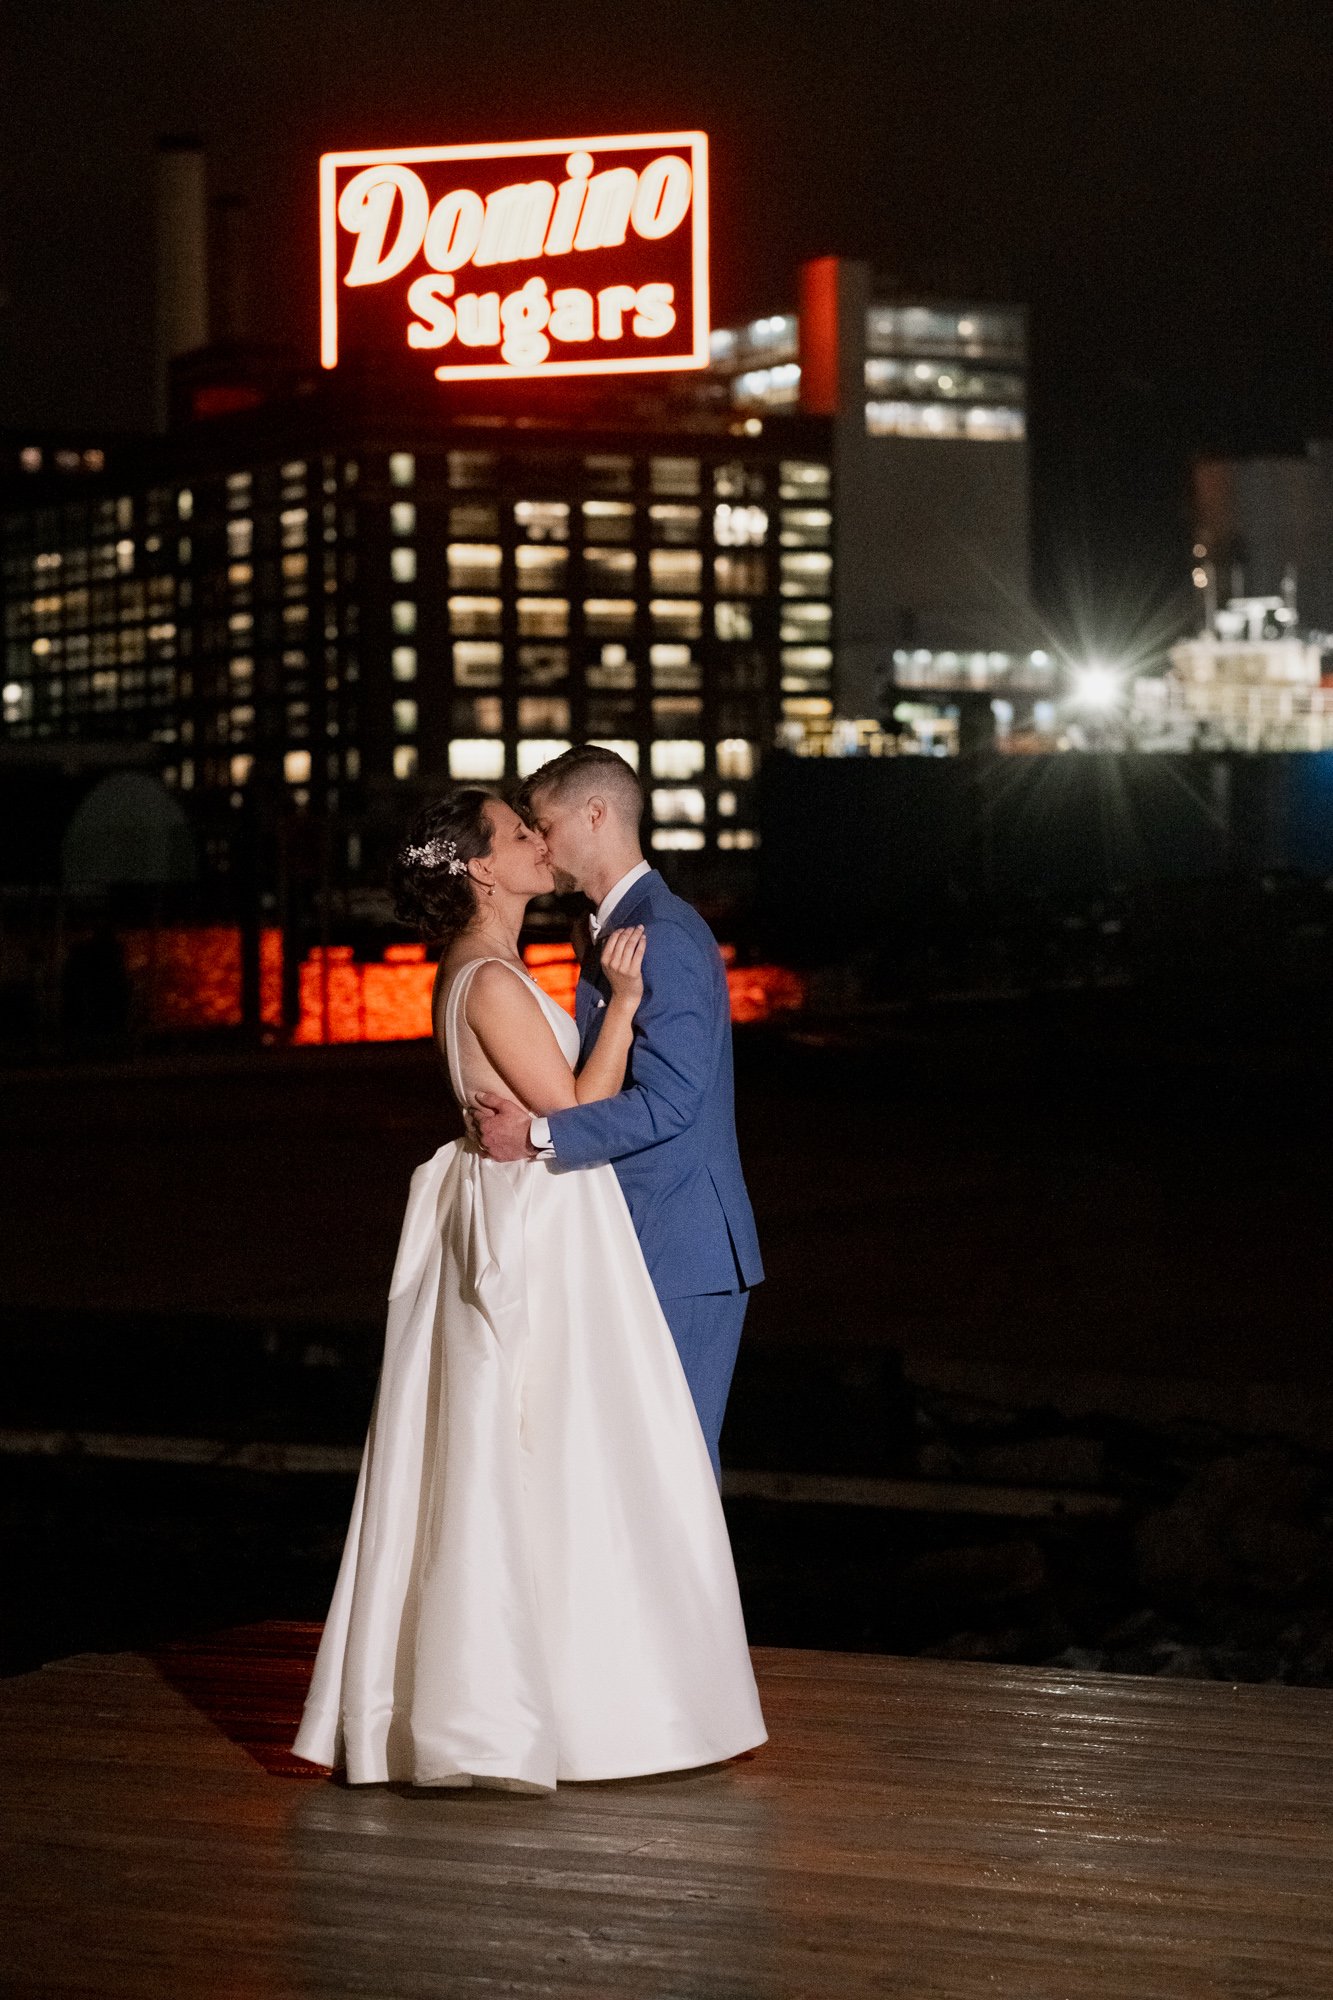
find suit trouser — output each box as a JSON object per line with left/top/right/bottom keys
{"left": 660, "top": 1290, "right": 749, "bottom": 1485}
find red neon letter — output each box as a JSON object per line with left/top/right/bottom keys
{"left": 632, "top": 156, "right": 692, "bottom": 240}
{"left": 597, "top": 284, "right": 639, "bottom": 340}
{"left": 575, "top": 168, "right": 639, "bottom": 251}
{"left": 406, "top": 275, "right": 457, "bottom": 348}
{"left": 424, "top": 188, "right": 484, "bottom": 272}
{"left": 455, "top": 292, "right": 501, "bottom": 346}
{"left": 550, "top": 287, "right": 595, "bottom": 342}
{"left": 500, "top": 277, "right": 552, "bottom": 367}
{"left": 633, "top": 282, "right": 676, "bottom": 338}
{"left": 337, "top": 165, "right": 429, "bottom": 286}
{"left": 475, "top": 181, "right": 557, "bottom": 267}
{"left": 545, "top": 153, "right": 593, "bottom": 256}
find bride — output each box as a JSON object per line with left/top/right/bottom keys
{"left": 292, "top": 786, "right": 766, "bottom": 1791}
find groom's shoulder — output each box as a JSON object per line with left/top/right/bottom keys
{"left": 641, "top": 876, "right": 724, "bottom": 965}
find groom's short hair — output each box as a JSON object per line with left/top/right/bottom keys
{"left": 519, "top": 744, "right": 644, "bottom": 825}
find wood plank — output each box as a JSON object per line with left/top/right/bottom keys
{"left": 0, "top": 1626, "right": 1330, "bottom": 1998}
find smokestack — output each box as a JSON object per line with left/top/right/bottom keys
{"left": 210, "top": 193, "right": 249, "bottom": 344}
{"left": 154, "top": 136, "right": 209, "bottom": 430}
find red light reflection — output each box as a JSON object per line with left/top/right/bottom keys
{"left": 117, "top": 930, "right": 803, "bottom": 1041}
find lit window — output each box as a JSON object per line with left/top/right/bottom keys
{"left": 588, "top": 739, "right": 639, "bottom": 768}
{"left": 393, "top": 699, "right": 418, "bottom": 734}
{"left": 284, "top": 749, "right": 311, "bottom": 783}
{"left": 653, "top": 696, "right": 703, "bottom": 731}
{"left": 228, "top": 562, "right": 253, "bottom": 588}
{"left": 518, "top": 645, "right": 568, "bottom": 687}
{"left": 391, "top": 547, "right": 417, "bottom": 583}
{"left": 649, "top": 599, "right": 702, "bottom": 640}
{"left": 649, "top": 549, "right": 702, "bottom": 593}
{"left": 392, "top": 600, "right": 417, "bottom": 635}
{"left": 582, "top": 499, "right": 634, "bottom": 542}
{"left": 716, "top": 738, "right": 757, "bottom": 780}
{"left": 864, "top": 400, "right": 1025, "bottom": 441}
{"left": 345, "top": 747, "right": 361, "bottom": 779}
{"left": 229, "top": 612, "right": 253, "bottom": 637}
{"left": 177, "top": 489, "right": 193, "bottom": 520}
{"left": 519, "top": 696, "right": 571, "bottom": 733}
{"left": 650, "top": 456, "right": 700, "bottom": 497}
{"left": 584, "top": 454, "right": 633, "bottom": 494}
{"left": 392, "top": 646, "right": 418, "bottom": 681}
{"left": 780, "top": 507, "right": 831, "bottom": 548}
{"left": 515, "top": 544, "right": 568, "bottom": 591}
{"left": 781, "top": 601, "right": 832, "bottom": 642}
{"left": 389, "top": 452, "right": 415, "bottom": 488}
{"left": 448, "top": 450, "right": 496, "bottom": 489}
{"left": 227, "top": 518, "right": 253, "bottom": 558}
{"left": 652, "top": 785, "right": 705, "bottom": 823}
{"left": 517, "top": 598, "right": 569, "bottom": 638}
{"left": 718, "top": 828, "right": 760, "bottom": 850}
{"left": 390, "top": 502, "right": 416, "bottom": 536}
{"left": 447, "top": 543, "right": 502, "bottom": 589}
{"left": 779, "top": 461, "right": 831, "bottom": 500}
{"left": 588, "top": 644, "right": 636, "bottom": 689}
{"left": 649, "top": 643, "right": 700, "bottom": 691}
{"left": 516, "top": 738, "right": 571, "bottom": 778}
{"left": 718, "top": 790, "right": 737, "bottom": 816}
{"left": 450, "top": 501, "right": 499, "bottom": 539}
{"left": 177, "top": 536, "right": 192, "bottom": 567}
{"left": 651, "top": 740, "right": 704, "bottom": 779}
{"left": 230, "top": 754, "right": 253, "bottom": 785}
{"left": 453, "top": 639, "right": 502, "bottom": 683}
{"left": 780, "top": 551, "right": 833, "bottom": 597}
{"left": 584, "top": 549, "right": 637, "bottom": 590}
{"left": 115, "top": 539, "right": 135, "bottom": 575}
{"left": 649, "top": 503, "right": 700, "bottom": 545}
{"left": 714, "top": 503, "right": 768, "bottom": 547}
{"left": 449, "top": 739, "right": 505, "bottom": 780}
{"left": 455, "top": 695, "right": 503, "bottom": 734}
{"left": 714, "top": 553, "right": 766, "bottom": 597}
{"left": 281, "top": 458, "right": 307, "bottom": 481}
{"left": 393, "top": 744, "right": 419, "bottom": 779}
{"left": 715, "top": 602, "right": 752, "bottom": 642}
{"left": 514, "top": 500, "right": 570, "bottom": 542}
{"left": 652, "top": 828, "right": 706, "bottom": 851}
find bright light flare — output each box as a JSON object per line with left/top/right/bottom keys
{"left": 1071, "top": 662, "right": 1123, "bottom": 711}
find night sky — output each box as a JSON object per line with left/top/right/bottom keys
{"left": 4, "top": 0, "right": 1332, "bottom": 633}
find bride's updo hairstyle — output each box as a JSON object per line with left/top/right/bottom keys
{"left": 389, "top": 788, "right": 495, "bottom": 946}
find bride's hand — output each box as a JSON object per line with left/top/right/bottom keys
{"left": 601, "top": 925, "right": 646, "bottom": 1010}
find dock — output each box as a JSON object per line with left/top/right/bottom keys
{"left": 3, "top": 1622, "right": 1331, "bottom": 1996}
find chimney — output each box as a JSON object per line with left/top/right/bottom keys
{"left": 210, "top": 193, "right": 249, "bottom": 344}
{"left": 154, "top": 137, "right": 209, "bottom": 430}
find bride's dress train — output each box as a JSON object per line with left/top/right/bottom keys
{"left": 293, "top": 956, "right": 766, "bottom": 1790}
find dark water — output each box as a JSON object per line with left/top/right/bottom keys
{"left": 4, "top": 991, "right": 1332, "bottom": 1685}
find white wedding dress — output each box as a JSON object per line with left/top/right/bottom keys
{"left": 293, "top": 955, "right": 766, "bottom": 1790}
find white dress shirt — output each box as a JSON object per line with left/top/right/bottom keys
{"left": 530, "top": 860, "right": 652, "bottom": 1154}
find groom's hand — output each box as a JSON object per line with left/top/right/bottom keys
{"left": 473, "top": 1090, "right": 539, "bottom": 1161}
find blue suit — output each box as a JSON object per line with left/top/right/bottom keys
{"left": 546, "top": 869, "right": 763, "bottom": 1477}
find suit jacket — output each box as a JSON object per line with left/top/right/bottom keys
{"left": 545, "top": 869, "right": 764, "bottom": 1303}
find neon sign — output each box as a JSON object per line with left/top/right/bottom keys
{"left": 319, "top": 132, "right": 709, "bottom": 382}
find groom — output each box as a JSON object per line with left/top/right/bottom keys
{"left": 474, "top": 743, "right": 762, "bottom": 1479}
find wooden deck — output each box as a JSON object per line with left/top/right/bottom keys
{"left": 2, "top": 1623, "right": 1331, "bottom": 1998}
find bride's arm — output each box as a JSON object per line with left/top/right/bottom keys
{"left": 465, "top": 929, "right": 645, "bottom": 1114}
